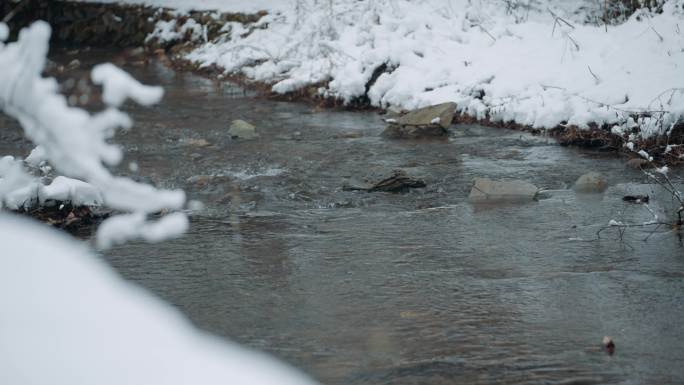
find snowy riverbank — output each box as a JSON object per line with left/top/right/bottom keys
{"left": 24, "top": 1, "right": 684, "bottom": 150}
{"left": 183, "top": 1, "right": 684, "bottom": 140}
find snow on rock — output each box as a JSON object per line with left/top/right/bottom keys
{"left": 39, "top": 176, "right": 104, "bottom": 206}
{"left": 0, "top": 156, "right": 38, "bottom": 210}
{"left": 145, "top": 19, "right": 183, "bottom": 44}
{"left": 185, "top": 0, "right": 684, "bottom": 138}
{"left": 92, "top": 63, "right": 164, "bottom": 107}
{"left": 0, "top": 215, "right": 318, "bottom": 385}
{"left": 25, "top": 145, "right": 48, "bottom": 166}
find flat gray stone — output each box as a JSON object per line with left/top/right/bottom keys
{"left": 228, "top": 119, "right": 258, "bottom": 139}
{"left": 469, "top": 178, "right": 538, "bottom": 203}
{"left": 573, "top": 172, "right": 608, "bottom": 193}
{"left": 396, "top": 102, "right": 457, "bottom": 129}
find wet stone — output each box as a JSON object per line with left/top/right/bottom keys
{"left": 382, "top": 102, "right": 456, "bottom": 139}
{"left": 626, "top": 158, "right": 652, "bottom": 169}
{"left": 395, "top": 102, "right": 457, "bottom": 129}
{"left": 343, "top": 170, "right": 426, "bottom": 193}
{"left": 469, "top": 178, "right": 538, "bottom": 203}
{"left": 573, "top": 172, "right": 608, "bottom": 193}
{"left": 382, "top": 124, "right": 447, "bottom": 139}
{"left": 228, "top": 119, "right": 258, "bottom": 139}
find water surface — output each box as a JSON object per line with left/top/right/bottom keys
{"left": 4, "top": 50, "right": 684, "bottom": 385}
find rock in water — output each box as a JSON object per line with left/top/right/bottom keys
{"left": 343, "top": 170, "right": 426, "bottom": 193}
{"left": 228, "top": 119, "right": 258, "bottom": 139}
{"left": 625, "top": 158, "right": 651, "bottom": 169}
{"left": 397, "top": 102, "right": 457, "bottom": 129}
{"left": 382, "top": 102, "right": 457, "bottom": 139}
{"left": 469, "top": 178, "right": 538, "bottom": 203}
{"left": 382, "top": 124, "right": 447, "bottom": 139}
{"left": 573, "top": 172, "right": 607, "bottom": 193}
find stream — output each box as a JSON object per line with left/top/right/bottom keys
{"left": 3, "top": 49, "right": 684, "bottom": 384}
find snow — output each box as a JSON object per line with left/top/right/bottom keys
{"left": 0, "top": 21, "right": 187, "bottom": 247}
{"left": 638, "top": 149, "right": 653, "bottom": 161}
{"left": 92, "top": 63, "right": 164, "bottom": 107}
{"left": 0, "top": 156, "right": 38, "bottom": 210}
{"left": 656, "top": 166, "right": 669, "bottom": 175}
{"left": 609, "top": 219, "right": 624, "bottom": 226}
{"left": 25, "top": 145, "right": 48, "bottom": 166}
{"left": 39, "top": 176, "right": 104, "bottom": 206}
{"left": 0, "top": 22, "right": 8, "bottom": 41}
{"left": 146, "top": 19, "right": 182, "bottom": 44}
{"left": 96, "top": 211, "right": 189, "bottom": 248}
{"left": 0, "top": 215, "right": 318, "bottom": 385}
{"left": 182, "top": 0, "right": 684, "bottom": 138}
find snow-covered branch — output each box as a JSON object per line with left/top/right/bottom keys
{"left": 0, "top": 21, "right": 188, "bottom": 248}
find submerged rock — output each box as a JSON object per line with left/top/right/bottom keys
{"left": 343, "top": 170, "right": 426, "bottom": 193}
{"left": 382, "top": 102, "right": 457, "bottom": 139}
{"left": 573, "top": 172, "right": 607, "bottom": 193}
{"left": 382, "top": 124, "right": 447, "bottom": 139}
{"left": 182, "top": 138, "right": 211, "bottom": 147}
{"left": 469, "top": 178, "right": 538, "bottom": 203}
{"left": 625, "top": 158, "right": 652, "bottom": 169}
{"left": 228, "top": 119, "right": 258, "bottom": 139}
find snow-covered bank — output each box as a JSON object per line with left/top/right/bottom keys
{"left": 183, "top": 0, "right": 684, "bottom": 141}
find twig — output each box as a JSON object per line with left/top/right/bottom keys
{"left": 596, "top": 221, "right": 671, "bottom": 239}
{"left": 547, "top": 8, "right": 575, "bottom": 29}
{"left": 587, "top": 65, "right": 600, "bottom": 84}
{"left": 651, "top": 26, "right": 664, "bottom": 42}
{"left": 2, "top": 0, "right": 25, "bottom": 23}
{"left": 644, "top": 223, "right": 663, "bottom": 241}
{"left": 477, "top": 24, "right": 497, "bottom": 43}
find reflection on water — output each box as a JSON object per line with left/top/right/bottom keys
{"left": 5, "top": 50, "right": 683, "bottom": 384}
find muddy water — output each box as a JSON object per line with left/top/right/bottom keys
{"left": 6, "top": 50, "right": 684, "bottom": 384}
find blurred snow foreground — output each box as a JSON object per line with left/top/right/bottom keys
{"left": 0, "top": 20, "right": 187, "bottom": 248}
{"left": 0, "top": 22, "right": 317, "bottom": 384}
{"left": 0, "top": 216, "right": 317, "bottom": 385}
{"left": 185, "top": 0, "right": 684, "bottom": 137}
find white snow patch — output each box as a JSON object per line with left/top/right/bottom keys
{"left": 92, "top": 63, "right": 164, "bottom": 107}
{"left": 96, "top": 211, "right": 189, "bottom": 248}
{"left": 0, "top": 22, "right": 8, "bottom": 42}
{"left": 39, "top": 176, "right": 103, "bottom": 206}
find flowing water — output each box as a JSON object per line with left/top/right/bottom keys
{"left": 4, "top": 50, "right": 684, "bottom": 384}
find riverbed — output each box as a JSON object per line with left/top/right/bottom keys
{"left": 3, "top": 50, "right": 684, "bottom": 384}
